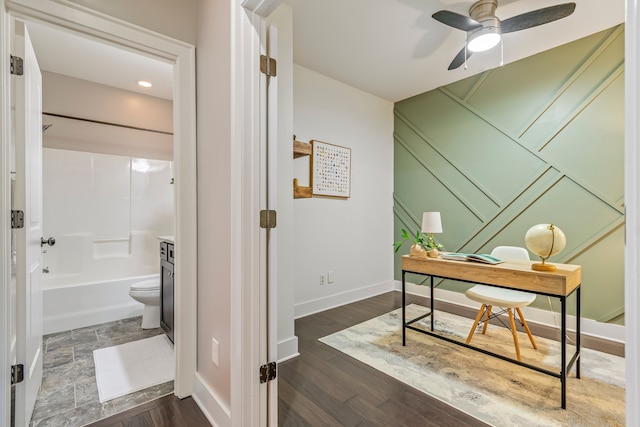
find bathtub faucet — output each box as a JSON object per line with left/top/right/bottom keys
{"left": 42, "top": 267, "right": 49, "bottom": 274}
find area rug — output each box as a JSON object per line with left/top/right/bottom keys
{"left": 319, "top": 305, "right": 625, "bottom": 426}
{"left": 93, "top": 334, "right": 175, "bottom": 402}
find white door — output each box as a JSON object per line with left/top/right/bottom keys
{"left": 11, "top": 19, "right": 44, "bottom": 426}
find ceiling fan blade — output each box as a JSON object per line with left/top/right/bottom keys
{"left": 501, "top": 3, "right": 576, "bottom": 34}
{"left": 432, "top": 10, "right": 482, "bottom": 32}
{"left": 448, "top": 47, "right": 473, "bottom": 70}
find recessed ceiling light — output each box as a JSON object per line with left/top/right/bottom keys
{"left": 136, "top": 80, "right": 153, "bottom": 88}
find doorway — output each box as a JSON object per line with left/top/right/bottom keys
{"left": 26, "top": 17, "right": 178, "bottom": 427}
{"left": 1, "top": 2, "right": 197, "bottom": 426}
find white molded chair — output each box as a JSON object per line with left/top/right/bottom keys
{"left": 464, "top": 246, "right": 537, "bottom": 361}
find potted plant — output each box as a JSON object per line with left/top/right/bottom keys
{"left": 393, "top": 229, "right": 444, "bottom": 258}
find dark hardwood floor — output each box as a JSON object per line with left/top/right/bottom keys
{"left": 278, "top": 291, "right": 489, "bottom": 426}
{"left": 85, "top": 394, "right": 210, "bottom": 427}
{"left": 88, "top": 291, "right": 487, "bottom": 426}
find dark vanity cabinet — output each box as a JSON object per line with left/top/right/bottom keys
{"left": 160, "top": 241, "right": 175, "bottom": 343}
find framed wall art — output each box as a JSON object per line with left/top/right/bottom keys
{"left": 311, "top": 140, "right": 351, "bottom": 198}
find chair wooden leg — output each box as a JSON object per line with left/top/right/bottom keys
{"left": 466, "top": 304, "right": 487, "bottom": 344}
{"left": 508, "top": 308, "right": 522, "bottom": 361}
{"left": 481, "top": 305, "right": 492, "bottom": 335}
{"left": 516, "top": 307, "right": 537, "bottom": 349}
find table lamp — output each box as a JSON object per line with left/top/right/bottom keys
{"left": 421, "top": 212, "right": 443, "bottom": 257}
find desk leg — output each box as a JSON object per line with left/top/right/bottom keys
{"left": 402, "top": 270, "right": 406, "bottom": 346}
{"left": 561, "top": 295, "right": 567, "bottom": 409}
{"left": 577, "top": 286, "right": 581, "bottom": 379}
{"left": 430, "top": 276, "right": 434, "bottom": 332}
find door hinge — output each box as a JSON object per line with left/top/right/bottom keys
{"left": 260, "top": 210, "right": 277, "bottom": 229}
{"left": 260, "top": 55, "right": 276, "bottom": 77}
{"left": 10, "top": 55, "right": 23, "bottom": 76}
{"left": 259, "top": 361, "right": 276, "bottom": 383}
{"left": 11, "top": 210, "right": 24, "bottom": 229}
{"left": 11, "top": 364, "right": 24, "bottom": 385}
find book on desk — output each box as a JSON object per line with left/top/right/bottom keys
{"left": 439, "top": 252, "right": 504, "bottom": 264}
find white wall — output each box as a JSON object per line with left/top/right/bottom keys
{"left": 195, "top": 0, "right": 233, "bottom": 415}
{"left": 293, "top": 64, "right": 395, "bottom": 317}
{"left": 42, "top": 72, "right": 173, "bottom": 160}
{"left": 67, "top": 0, "right": 197, "bottom": 45}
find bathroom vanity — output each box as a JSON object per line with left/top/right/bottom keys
{"left": 159, "top": 237, "right": 174, "bottom": 343}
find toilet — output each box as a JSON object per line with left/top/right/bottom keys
{"left": 129, "top": 279, "right": 161, "bottom": 329}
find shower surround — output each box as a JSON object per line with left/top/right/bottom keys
{"left": 42, "top": 148, "right": 174, "bottom": 334}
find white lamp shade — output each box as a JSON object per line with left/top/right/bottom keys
{"left": 421, "top": 212, "right": 442, "bottom": 234}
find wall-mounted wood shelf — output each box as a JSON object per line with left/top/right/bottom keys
{"left": 293, "top": 178, "right": 312, "bottom": 198}
{"left": 293, "top": 138, "right": 312, "bottom": 198}
{"left": 293, "top": 140, "right": 312, "bottom": 158}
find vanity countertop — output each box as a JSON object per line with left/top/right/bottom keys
{"left": 158, "top": 235, "right": 175, "bottom": 244}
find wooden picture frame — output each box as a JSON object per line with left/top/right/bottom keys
{"left": 311, "top": 140, "right": 351, "bottom": 198}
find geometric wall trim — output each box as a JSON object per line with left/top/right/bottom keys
{"left": 394, "top": 25, "right": 625, "bottom": 324}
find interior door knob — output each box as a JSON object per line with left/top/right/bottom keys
{"left": 41, "top": 237, "right": 56, "bottom": 247}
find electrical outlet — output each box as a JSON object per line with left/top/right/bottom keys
{"left": 328, "top": 270, "right": 335, "bottom": 284}
{"left": 320, "top": 273, "right": 327, "bottom": 285}
{"left": 212, "top": 338, "right": 219, "bottom": 366}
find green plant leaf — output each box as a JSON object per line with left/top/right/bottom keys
{"left": 394, "top": 227, "right": 445, "bottom": 253}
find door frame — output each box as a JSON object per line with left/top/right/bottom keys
{"left": 1, "top": 2, "right": 13, "bottom": 425}
{"left": 232, "top": 1, "right": 282, "bottom": 425}
{"left": 625, "top": 1, "right": 640, "bottom": 425}
{"left": 0, "top": 1, "right": 197, "bottom": 424}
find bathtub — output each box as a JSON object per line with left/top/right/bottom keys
{"left": 42, "top": 274, "right": 158, "bottom": 334}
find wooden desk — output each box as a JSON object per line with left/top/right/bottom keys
{"left": 401, "top": 255, "right": 582, "bottom": 409}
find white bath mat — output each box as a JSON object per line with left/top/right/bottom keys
{"left": 93, "top": 334, "right": 174, "bottom": 402}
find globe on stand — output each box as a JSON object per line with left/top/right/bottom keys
{"left": 524, "top": 224, "right": 566, "bottom": 272}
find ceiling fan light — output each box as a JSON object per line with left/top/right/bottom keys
{"left": 467, "top": 26, "right": 501, "bottom": 52}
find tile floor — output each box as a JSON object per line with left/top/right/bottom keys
{"left": 30, "top": 316, "right": 174, "bottom": 427}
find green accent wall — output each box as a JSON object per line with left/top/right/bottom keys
{"left": 393, "top": 25, "right": 625, "bottom": 324}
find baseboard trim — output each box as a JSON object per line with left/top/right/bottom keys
{"left": 192, "top": 372, "right": 231, "bottom": 427}
{"left": 294, "top": 280, "right": 395, "bottom": 319}
{"left": 396, "top": 280, "right": 625, "bottom": 357}
{"left": 278, "top": 335, "right": 299, "bottom": 363}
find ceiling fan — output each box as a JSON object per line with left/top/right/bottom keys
{"left": 432, "top": 0, "right": 576, "bottom": 70}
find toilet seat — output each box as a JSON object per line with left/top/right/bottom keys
{"left": 130, "top": 279, "right": 159, "bottom": 291}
